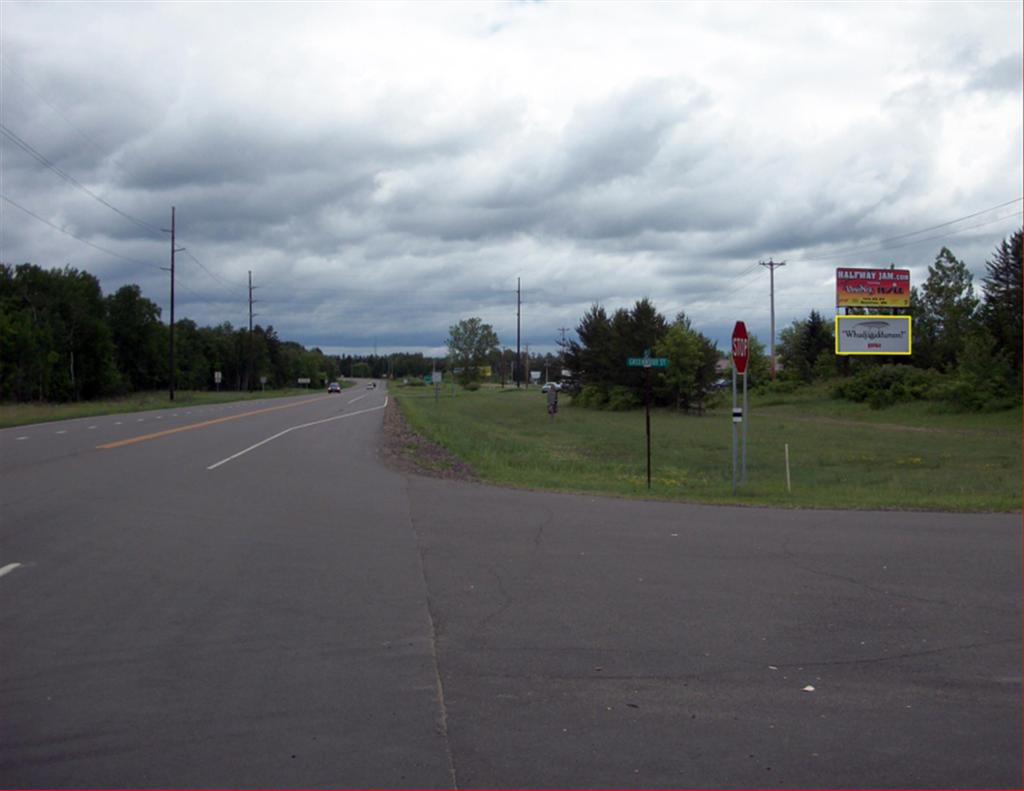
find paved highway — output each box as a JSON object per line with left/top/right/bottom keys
{"left": 1, "top": 382, "right": 1020, "bottom": 788}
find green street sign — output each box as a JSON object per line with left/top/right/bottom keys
{"left": 627, "top": 357, "right": 669, "bottom": 368}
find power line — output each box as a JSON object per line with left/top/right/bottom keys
{"left": 1, "top": 56, "right": 107, "bottom": 157}
{"left": 182, "top": 249, "right": 248, "bottom": 294}
{"left": 1, "top": 193, "right": 163, "bottom": 271}
{"left": 0, "top": 122, "right": 165, "bottom": 238}
{"left": 793, "top": 198, "right": 1023, "bottom": 262}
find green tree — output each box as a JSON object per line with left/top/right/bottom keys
{"left": 655, "top": 314, "right": 702, "bottom": 411}
{"left": 106, "top": 284, "right": 164, "bottom": 391}
{"left": 566, "top": 304, "right": 615, "bottom": 389}
{"left": 778, "top": 309, "right": 835, "bottom": 382}
{"left": 980, "top": 229, "right": 1022, "bottom": 377}
{"left": 447, "top": 317, "right": 500, "bottom": 385}
{"left": 915, "top": 247, "right": 980, "bottom": 372}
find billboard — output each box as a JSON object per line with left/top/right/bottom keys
{"left": 836, "top": 268, "right": 911, "bottom": 307}
{"left": 835, "top": 316, "right": 912, "bottom": 355}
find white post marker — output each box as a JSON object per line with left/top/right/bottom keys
{"left": 785, "top": 443, "right": 792, "bottom": 493}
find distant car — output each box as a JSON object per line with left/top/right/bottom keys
{"left": 366, "top": 382, "right": 376, "bottom": 389}
{"left": 328, "top": 382, "right": 341, "bottom": 393}
{"left": 541, "top": 382, "right": 562, "bottom": 393}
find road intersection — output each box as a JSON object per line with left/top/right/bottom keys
{"left": 1, "top": 382, "right": 1020, "bottom": 788}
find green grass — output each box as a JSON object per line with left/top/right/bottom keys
{"left": 393, "top": 383, "right": 1021, "bottom": 512}
{"left": 0, "top": 386, "right": 339, "bottom": 429}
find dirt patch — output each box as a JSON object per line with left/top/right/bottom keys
{"left": 378, "top": 397, "right": 478, "bottom": 482}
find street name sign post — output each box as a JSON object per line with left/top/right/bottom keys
{"left": 731, "top": 322, "right": 749, "bottom": 493}
{"left": 627, "top": 349, "right": 669, "bottom": 489}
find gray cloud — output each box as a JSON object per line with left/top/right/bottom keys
{"left": 2, "top": 1, "right": 1020, "bottom": 354}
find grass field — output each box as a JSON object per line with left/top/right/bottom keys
{"left": 0, "top": 386, "right": 338, "bottom": 429}
{"left": 393, "top": 383, "right": 1021, "bottom": 512}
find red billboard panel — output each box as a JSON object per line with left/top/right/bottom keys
{"left": 836, "top": 268, "right": 911, "bottom": 308}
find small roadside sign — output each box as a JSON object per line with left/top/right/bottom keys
{"left": 625, "top": 349, "right": 667, "bottom": 489}
{"left": 731, "top": 322, "right": 749, "bottom": 374}
{"left": 730, "top": 321, "right": 749, "bottom": 493}
{"left": 627, "top": 348, "right": 669, "bottom": 368}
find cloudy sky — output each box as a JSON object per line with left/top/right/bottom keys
{"left": 2, "top": 1, "right": 1021, "bottom": 356}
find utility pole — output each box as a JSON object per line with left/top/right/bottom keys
{"left": 248, "top": 271, "right": 259, "bottom": 391}
{"left": 516, "top": 277, "right": 522, "bottom": 388}
{"left": 162, "top": 206, "right": 185, "bottom": 401}
{"left": 557, "top": 326, "right": 570, "bottom": 378}
{"left": 759, "top": 259, "right": 786, "bottom": 380}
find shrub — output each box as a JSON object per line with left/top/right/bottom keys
{"left": 573, "top": 383, "right": 608, "bottom": 409}
{"left": 832, "top": 365, "right": 941, "bottom": 409}
{"left": 463, "top": 381, "right": 480, "bottom": 391}
{"left": 606, "top": 385, "right": 641, "bottom": 411}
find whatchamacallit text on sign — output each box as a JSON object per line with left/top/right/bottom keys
{"left": 836, "top": 267, "right": 911, "bottom": 308}
{"left": 835, "top": 315, "right": 912, "bottom": 355}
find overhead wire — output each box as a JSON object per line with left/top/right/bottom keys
{"left": 0, "top": 123, "right": 166, "bottom": 238}
{"left": 2, "top": 194, "right": 163, "bottom": 271}
{"left": 1, "top": 56, "right": 108, "bottom": 157}
{"left": 789, "top": 198, "right": 1022, "bottom": 263}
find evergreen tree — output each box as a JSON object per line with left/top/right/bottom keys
{"left": 915, "top": 247, "right": 980, "bottom": 372}
{"left": 980, "top": 229, "right": 1022, "bottom": 376}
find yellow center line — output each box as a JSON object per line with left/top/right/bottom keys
{"left": 97, "top": 395, "right": 333, "bottom": 450}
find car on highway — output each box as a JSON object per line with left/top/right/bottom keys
{"left": 541, "top": 382, "right": 562, "bottom": 393}
{"left": 328, "top": 382, "right": 341, "bottom": 393}
{"left": 366, "top": 382, "right": 377, "bottom": 389}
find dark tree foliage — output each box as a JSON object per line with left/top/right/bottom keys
{"left": 980, "top": 229, "right": 1022, "bottom": 375}
{"left": 0, "top": 263, "right": 348, "bottom": 402}
{"left": 566, "top": 299, "right": 719, "bottom": 410}
{"left": 777, "top": 309, "right": 835, "bottom": 382}
{"left": 0, "top": 264, "right": 119, "bottom": 401}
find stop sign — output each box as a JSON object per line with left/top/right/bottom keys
{"left": 731, "top": 321, "right": 749, "bottom": 374}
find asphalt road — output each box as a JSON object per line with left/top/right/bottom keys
{"left": 1, "top": 382, "right": 1020, "bottom": 789}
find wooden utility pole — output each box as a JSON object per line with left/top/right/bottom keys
{"left": 516, "top": 277, "right": 521, "bottom": 388}
{"left": 248, "top": 271, "right": 258, "bottom": 391}
{"left": 162, "top": 207, "right": 184, "bottom": 401}
{"left": 170, "top": 207, "right": 175, "bottom": 401}
{"left": 759, "top": 259, "right": 786, "bottom": 380}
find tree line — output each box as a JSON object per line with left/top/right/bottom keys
{"left": 0, "top": 263, "right": 438, "bottom": 402}
{"left": 774, "top": 231, "right": 1021, "bottom": 410}
{"left": 564, "top": 231, "right": 1022, "bottom": 412}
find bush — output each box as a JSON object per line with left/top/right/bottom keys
{"left": 573, "top": 383, "right": 608, "bottom": 409}
{"left": 606, "top": 385, "right": 641, "bottom": 411}
{"left": 463, "top": 381, "right": 480, "bottom": 391}
{"left": 832, "top": 365, "right": 942, "bottom": 409}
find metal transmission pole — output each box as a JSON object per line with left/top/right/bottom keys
{"left": 759, "top": 259, "right": 786, "bottom": 380}
{"left": 515, "top": 277, "right": 521, "bottom": 389}
{"left": 161, "top": 207, "right": 185, "bottom": 401}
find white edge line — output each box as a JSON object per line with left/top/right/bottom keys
{"left": 0, "top": 563, "right": 23, "bottom": 578}
{"left": 207, "top": 403, "right": 387, "bottom": 470}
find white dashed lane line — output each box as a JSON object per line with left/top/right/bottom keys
{"left": 0, "top": 563, "right": 23, "bottom": 579}
{"left": 16, "top": 436, "right": 29, "bottom": 441}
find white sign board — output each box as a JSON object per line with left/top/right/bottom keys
{"left": 431, "top": 371, "right": 442, "bottom": 384}
{"left": 297, "top": 377, "right": 311, "bottom": 384}
{"left": 214, "top": 371, "right": 222, "bottom": 384}
{"left": 835, "top": 316, "right": 912, "bottom": 355}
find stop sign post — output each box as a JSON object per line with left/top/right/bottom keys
{"left": 731, "top": 321, "right": 749, "bottom": 493}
